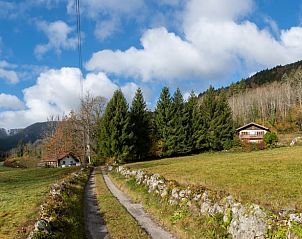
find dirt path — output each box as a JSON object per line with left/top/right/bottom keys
{"left": 84, "top": 168, "right": 109, "bottom": 239}
{"left": 102, "top": 170, "right": 176, "bottom": 239}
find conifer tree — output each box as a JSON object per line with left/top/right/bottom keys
{"left": 167, "top": 88, "right": 186, "bottom": 155}
{"left": 184, "top": 91, "right": 198, "bottom": 153}
{"left": 155, "top": 87, "right": 173, "bottom": 156}
{"left": 214, "top": 93, "right": 234, "bottom": 149}
{"left": 199, "top": 86, "right": 234, "bottom": 151}
{"left": 129, "top": 88, "right": 151, "bottom": 161}
{"left": 98, "top": 90, "right": 133, "bottom": 163}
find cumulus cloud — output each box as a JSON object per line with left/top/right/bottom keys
{"left": 0, "top": 93, "right": 24, "bottom": 110}
{"left": 86, "top": 27, "right": 203, "bottom": 82}
{"left": 85, "top": 0, "right": 302, "bottom": 87}
{"left": 0, "top": 67, "right": 138, "bottom": 128}
{"left": 0, "top": 60, "right": 19, "bottom": 84}
{"left": 34, "top": 20, "right": 77, "bottom": 58}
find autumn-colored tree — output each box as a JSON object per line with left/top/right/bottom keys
{"left": 43, "top": 112, "right": 84, "bottom": 163}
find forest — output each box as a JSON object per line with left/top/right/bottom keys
{"left": 218, "top": 61, "right": 302, "bottom": 132}
{"left": 3, "top": 60, "right": 302, "bottom": 164}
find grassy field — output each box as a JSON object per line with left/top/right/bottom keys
{"left": 127, "top": 146, "right": 302, "bottom": 212}
{"left": 95, "top": 168, "right": 150, "bottom": 239}
{"left": 0, "top": 166, "right": 78, "bottom": 239}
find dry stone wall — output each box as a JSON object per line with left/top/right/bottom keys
{"left": 27, "top": 167, "right": 90, "bottom": 239}
{"left": 116, "top": 166, "right": 302, "bottom": 239}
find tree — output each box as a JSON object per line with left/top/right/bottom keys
{"left": 129, "top": 88, "right": 151, "bottom": 161}
{"left": 43, "top": 113, "right": 84, "bottom": 163}
{"left": 98, "top": 90, "right": 133, "bottom": 163}
{"left": 166, "top": 88, "right": 187, "bottom": 155}
{"left": 263, "top": 132, "right": 278, "bottom": 148}
{"left": 199, "top": 87, "right": 234, "bottom": 151}
{"left": 155, "top": 87, "right": 173, "bottom": 156}
{"left": 184, "top": 91, "right": 198, "bottom": 153}
{"left": 213, "top": 93, "right": 234, "bottom": 150}
{"left": 78, "top": 93, "right": 107, "bottom": 163}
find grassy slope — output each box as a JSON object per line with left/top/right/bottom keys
{"left": 127, "top": 147, "right": 302, "bottom": 212}
{"left": 0, "top": 166, "right": 77, "bottom": 239}
{"left": 95, "top": 168, "right": 150, "bottom": 239}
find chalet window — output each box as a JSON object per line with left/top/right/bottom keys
{"left": 63, "top": 161, "right": 65, "bottom": 165}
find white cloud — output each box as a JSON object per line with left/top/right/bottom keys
{"left": 86, "top": 27, "right": 203, "bottom": 82}
{"left": 0, "top": 69, "right": 19, "bottom": 84}
{"left": 34, "top": 20, "right": 77, "bottom": 58}
{"left": 85, "top": 0, "right": 302, "bottom": 86}
{"left": 0, "top": 93, "right": 24, "bottom": 110}
{"left": 94, "top": 18, "right": 119, "bottom": 41}
{"left": 67, "top": 0, "right": 147, "bottom": 40}
{"left": 0, "top": 60, "right": 19, "bottom": 84}
{"left": 0, "top": 67, "right": 138, "bottom": 128}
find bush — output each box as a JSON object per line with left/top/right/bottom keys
{"left": 241, "top": 140, "right": 264, "bottom": 152}
{"left": 263, "top": 132, "right": 278, "bottom": 148}
{"left": 91, "top": 158, "right": 105, "bottom": 166}
{"left": 3, "top": 156, "right": 40, "bottom": 168}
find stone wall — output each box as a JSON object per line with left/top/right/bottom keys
{"left": 116, "top": 166, "right": 302, "bottom": 239}
{"left": 27, "top": 167, "right": 90, "bottom": 239}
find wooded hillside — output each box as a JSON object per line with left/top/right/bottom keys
{"left": 214, "top": 60, "right": 302, "bottom": 131}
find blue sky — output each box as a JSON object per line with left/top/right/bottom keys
{"left": 0, "top": 0, "right": 302, "bottom": 128}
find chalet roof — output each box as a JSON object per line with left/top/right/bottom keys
{"left": 57, "top": 152, "right": 80, "bottom": 162}
{"left": 236, "top": 122, "right": 270, "bottom": 132}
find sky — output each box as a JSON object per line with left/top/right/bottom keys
{"left": 1, "top": 0, "right": 302, "bottom": 129}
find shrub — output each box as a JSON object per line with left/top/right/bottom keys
{"left": 263, "top": 132, "right": 278, "bottom": 148}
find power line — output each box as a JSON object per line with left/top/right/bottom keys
{"left": 75, "top": 0, "right": 87, "bottom": 164}
{"left": 75, "top": 0, "right": 83, "bottom": 99}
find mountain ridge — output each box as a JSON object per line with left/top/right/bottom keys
{"left": 0, "top": 122, "right": 56, "bottom": 153}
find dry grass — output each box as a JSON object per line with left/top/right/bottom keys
{"left": 127, "top": 146, "right": 302, "bottom": 212}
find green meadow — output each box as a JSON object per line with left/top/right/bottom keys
{"left": 127, "top": 146, "right": 302, "bottom": 212}
{"left": 0, "top": 166, "right": 77, "bottom": 239}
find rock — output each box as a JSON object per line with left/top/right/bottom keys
{"left": 228, "top": 204, "right": 267, "bottom": 239}
{"left": 200, "top": 200, "right": 211, "bottom": 215}
{"left": 193, "top": 194, "right": 201, "bottom": 201}
{"left": 171, "top": 188, "right": 179, "bottom": 200}
{"left": 34, "top": 219, "right": 50, "bottom": 232}
{"left": 288, "top": 213, "right": 302, "bottom": 225}
{"left": 160, "top": 189, "right": 168, "bottom": 198}
{"left": 201, "top": 190, "right": 208, "bottom": 201}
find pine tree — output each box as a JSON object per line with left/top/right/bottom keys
{"left": 155, "top": 87, "right": 173, "bottom": 156}
{"left": 214, "top": 93, "right": 234, "bottom": 150}
{"left": 166, "top": 88, "right": 186, "bottom": 155}
{"left": 192, "top": 96, "right": 208, "bottom": 152}
{"left": 199, "top": 86, "right": 234, "bottom": 151}
{"left": 129, "top": 88, "right": 151, "bottom": 161}
{"left": 184, "top": 91, "right": 198, "bottom": 153}
{"left": 98, "top": 90, "right": 133, "bottom": 163}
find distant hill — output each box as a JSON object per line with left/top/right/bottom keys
{"left": 216, "top": 60, "right": 302, "bottom": 96}
{"left": 210, "top": 59, "right": 302, "bottom": 130}
{"left": 0, "top": 128, "right": 23, "bottom": 138}
{"left": 0, "top": 122, "right": 57, "bottom": 153}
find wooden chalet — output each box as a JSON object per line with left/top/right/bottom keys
{"left": 236, "top": 122, "right": 270, "bottom": 143}
{"left": 43, "top": 152, "right": 81, "bottom": 167}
